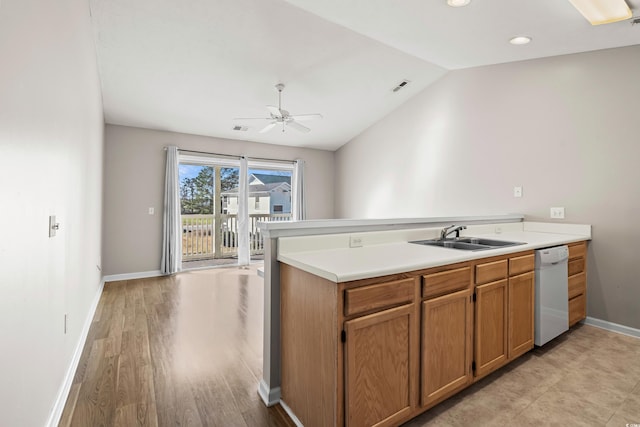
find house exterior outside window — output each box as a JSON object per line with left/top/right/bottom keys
{"left": 223, "top": 173, "right": 292, "bottom": 215}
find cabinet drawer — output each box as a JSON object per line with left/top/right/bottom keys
{"left": 475, "top": 259, "right": 508, "bottom": 285}
{"left": 422, "top": 267, "right": 471, "bottom": 299}
{"left": 344, "top": 278, "right": 415, "bottom": 317}
{"left": 509, "top": 254, "right": 534, "bottom": 276}
{"left": 569, "top": 294, "right": 586, "bottom": 326}
{"left": 568, "top": 257, "right": 585, "bottom": 276}
{"left": 568, "top": 241, "right": 586, "bottom": 260}
{"left": 568, "top": 272, "right": 586, "bottom": 299}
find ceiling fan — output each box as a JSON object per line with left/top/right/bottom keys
{"left": 233, "top": 83, "right": 323, "bottom": 134}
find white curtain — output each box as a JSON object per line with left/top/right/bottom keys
{"left": 237, "top": 156, "right": 250, "bottom": 266}
{"left": 292, "top": 159, "right": 306, "bottom": 221}
{"left": 161, "top": 146, "right": 182, "bottom": 274}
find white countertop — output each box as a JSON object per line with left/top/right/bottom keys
{"left": 278, "top": 229, "right": 590, "bottom": 283}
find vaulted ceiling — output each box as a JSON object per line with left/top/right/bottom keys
{"left": 90, "top": 0, "right": 640, "bottom": 150}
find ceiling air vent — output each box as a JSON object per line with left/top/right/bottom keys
{"left": 232, "top": 125, "right": 249, "bottom": 132}
{"left": 392, "top": 80, "right": 411, "bottom": 92}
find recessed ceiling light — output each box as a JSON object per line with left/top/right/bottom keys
{"left": 509, "top": 36, "right": 532, "bottom": 45}
{"left": 447, "top": 0, "right": 471, "bottom": 7}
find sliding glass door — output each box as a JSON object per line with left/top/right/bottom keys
{"left": 244, "top": 161, "right": 294, "bottom": 261}
{"left": 179, "top": 155, "right": 240, "bottom": 268}
{"left": 178, "top": 155, "right": 295, "bottom": 269}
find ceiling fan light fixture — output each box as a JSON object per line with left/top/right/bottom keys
{"left": 568, "top": 0, "right": 632, "bottom": 25}
{"left": 232, "top": 84, "right": 322, "bottom": 134}
{"left": 447, "top": 0, "right": 471, "bottom": 7}
{"left": 509, "top": 36, "right": 532, "bottom": 45}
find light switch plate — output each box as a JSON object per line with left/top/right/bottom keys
{"left": 513, "top": 186, "right": 523, "bottom": 198}
{"left": 550, "top": 207, "right": 565, "bottom": 219}
{"left": 148, "top": 207, "right": 155, "bottom": 215}
{"left": 49, "top": 215, "right": 57, "bottom": 237}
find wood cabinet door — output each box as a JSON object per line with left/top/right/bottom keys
{"left": 508, "top": 271, "right": 535, "bottom": 359}
{"left": 344, "top": 304, "right": 416, "bottom": 427}
{"left": 474, "top": 279, "right": 508, "bottom": 378}
{"left": 569, "top": 294, "right": 586, "bottom": 326}
{"left": 421, "top": 288, "right": 473, "bottom": 407}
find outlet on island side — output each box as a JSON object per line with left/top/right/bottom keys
{"left": 350, "top": 235, "right": 363, "bottom": 248}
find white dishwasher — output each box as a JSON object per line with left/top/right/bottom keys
{"left": 534, "top": 246, "right": 569, "bottom": 346}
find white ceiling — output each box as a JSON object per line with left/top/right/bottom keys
{"left": 90, "top": 0, "right": 640, "bottom": 151}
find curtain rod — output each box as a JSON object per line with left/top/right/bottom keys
{"left": 163, "top": 147, "right": 297, "bottom": 164}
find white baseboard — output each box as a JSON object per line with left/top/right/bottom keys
{"left": 258, "top": 380, "right": 281, "bottom": 407}
{"left": 46, "top": 276, "right": 106, "bottom": 427}
{"left": 103, "top": 270, "right": 163, "bottom": 282}
{"left": 280, "top": 400, "right": 304, "bottom": 427}
{"left": 584, "top": 316, "right": 640, "bottom": 339}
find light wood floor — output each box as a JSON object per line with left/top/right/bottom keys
{"left": 59, "top": 265, "right": 293, "bottom": 427}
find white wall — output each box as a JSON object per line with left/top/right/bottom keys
{"left": 103, "top": 124, "right": 335, "bottom": 275}
{"left": 335, "top": 45, "right": 640, "bottom": 329}
{"left": 0, "top": 0, "right": 104, "bottom": 425}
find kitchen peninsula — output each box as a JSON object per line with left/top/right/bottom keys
{"left": 257, "top": 216, "right": 591, "bottom": 426}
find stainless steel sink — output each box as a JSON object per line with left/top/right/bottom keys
{"left": 410, "top": 237, "right": 526, "bottom": 251}
{"left": 456, "top": 237, "right": 526, "bottom": 247}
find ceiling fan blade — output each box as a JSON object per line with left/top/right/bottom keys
{"left": 266, "top": 105, "right": 282, "bottom": 118}
{"left": 287, "top": 120, "right": 311, "bottom": 133}
{"left": 259, "top": 122, "right": 277, "bottom": 133}
{"left": 289, "top": 113, "right": 323, "bottom": 122}
{"left": 233, "top": 117, "right": 272, "bottom": 121}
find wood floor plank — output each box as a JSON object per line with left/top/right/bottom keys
{"left": 70, "top": 355, "right": 118, "bottom": 427}
{"left": 58, "top": 383, "right": 81, "bottom": 427}
{"left": 115, "top": 353, "right": 137, "bottom": 408}
{"left": 115, "top": 401, "right": 158, "bottom": 427}
{"left": 191, "top": 376, "right": 247, "bottom": 427}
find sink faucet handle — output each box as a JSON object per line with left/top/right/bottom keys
{"left": 441, "top": 224, "right": 467, "bottom": 240}
{"left": 455, "top": 225, "right": 467, "bottom": 237}
{"left": 441, "top": 224, "right": 457, "bottom": 240}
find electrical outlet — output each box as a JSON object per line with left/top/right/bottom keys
{"left": 550, "top": 207, "right": 565, "bottom": 219}
{"left": 349, "top": 235, "right": 363, "bottom": 248}
{"left": 148, "top": 207, "right": 155, "bottom": 215}
{"left": 513, "top": 186, "right": 523, "bottom": 198}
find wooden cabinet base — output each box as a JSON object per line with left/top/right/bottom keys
{"left": 474, "top": 279, "right": 508, "bottom": 377}
{"left": 278, "top": 243, "right": 591, "bottom": 427}
{"left": 345, "top": 304, "right": 416, "bottom": 427}
{"left": 421, "top": 288, "right": 473, "bottom": 407}
{"left": 508, "top": 272, "right": 535, "bottom": 359}
{"left": 569, "top": 294, "right": 586, "bottom": 326}
{"left": 567, "top": 241, "right": 588, "bottom": 327}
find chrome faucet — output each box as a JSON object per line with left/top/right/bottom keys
{"left": 440, "top": 225, "right": 467, "bottom": 240}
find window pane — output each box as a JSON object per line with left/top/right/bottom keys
{"left": 247, "top": 168, "right": 292, "bottom": 217}
{"left": 179, "top": 164, "right": 213, "bottom": 214}
{"left": 180, "top": 162, "right": 241, "bottom": 269}
{"left": 247, "top": 167, "right": 293, "bottom": 261}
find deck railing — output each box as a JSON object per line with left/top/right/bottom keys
{"left": 182, "top": 213, "right": 291, "bottom": 260}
